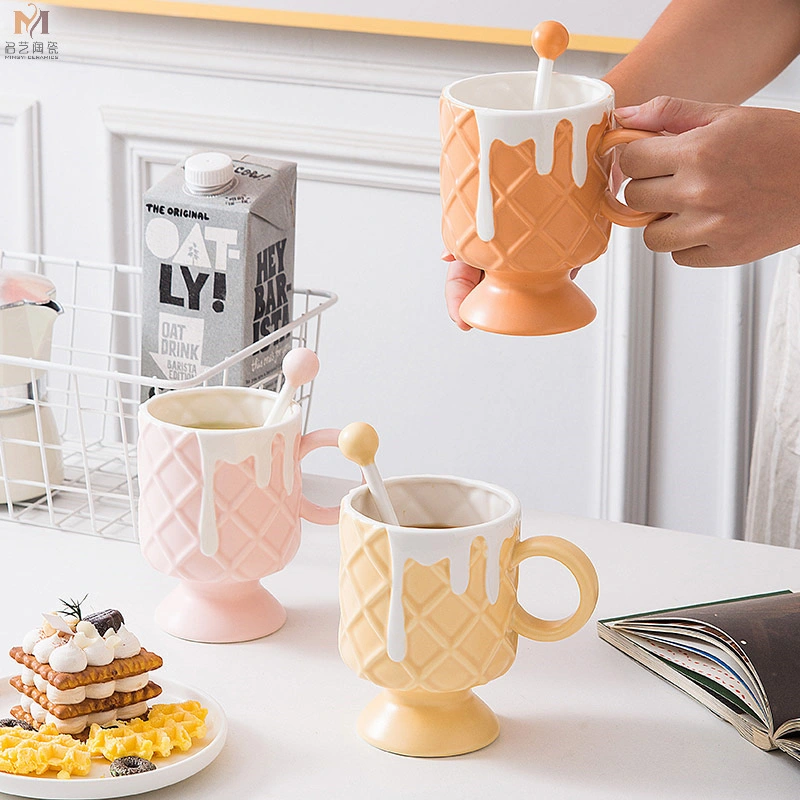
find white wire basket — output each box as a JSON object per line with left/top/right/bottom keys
{"left": 0, "top": 250, "right": 337, "bottom": 542}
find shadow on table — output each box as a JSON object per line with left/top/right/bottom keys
{"left": 267, "top": 602, "right": 341, "bottom": 658}
{"left": 484, "top": 710, "right": 788, "bottom": 796}
{"left": 137, "top": 718, "right": 268, "bottom": 799}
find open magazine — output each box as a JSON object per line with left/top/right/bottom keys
{"left": 598, "top": 590, "right": 800, "bottom": 759}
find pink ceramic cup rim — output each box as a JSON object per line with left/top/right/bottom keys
{"left": 139, "top": 385, "right": 300, "bottom": 434}
{"left": 342, "top": 474, "right": 521, "bottom": 537}
{"left": 442, "top": 70, "right": 613, "bottom": 115}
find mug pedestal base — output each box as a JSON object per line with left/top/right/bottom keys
{"left": 357, "top": 688, "right": 499, "bottom": 757}
{"left": 459, "top": 272, "right": 597, "bottom": 336}
{"left": 155, "top": 579, "right": 286, "bottom": 643}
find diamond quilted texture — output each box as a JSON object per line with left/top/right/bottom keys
{"left": 339, "top": 514, "right": 520, "bottom": 693}
{"left": 440, "top": 98, "right": 613, "bottom": 275}
{"left": 139, "top": 423, "right": 302, "bottom": 584}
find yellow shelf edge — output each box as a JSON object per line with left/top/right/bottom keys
{"left": 43, "top": 0, "right": 638, "bottom": 54}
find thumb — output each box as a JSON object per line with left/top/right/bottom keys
{"left": 614, "top": 95, "right": 722, "bottom": 134}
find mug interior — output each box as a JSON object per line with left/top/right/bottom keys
{"left": 349, "top": 476, "right": 517, "bottom": 529}
{"left": 446, "top": 71, "right": 610, "bottom": 112}
{"left": 143, "top": 386, "right": 297, "bottom": 430}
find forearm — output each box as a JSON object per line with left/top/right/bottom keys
{"left": 605, "top": 0, "right": 800, "bottom": 106}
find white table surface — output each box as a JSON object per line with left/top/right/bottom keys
{"left": 2, "top": 487, "right": 800, "bottom": 798}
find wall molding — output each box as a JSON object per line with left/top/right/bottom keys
{"left": 60, "top": 32, "right": 465, "bottom": 97}
{"left": 100, "top": 105, "right": 439, "bottom": 194}
{"left": 718, "top": 264, "right": 755, "bottom": 539}
{"left": 0, "top": 95, "right": 42, "bottom": 253}
{"left": 598, "top": 226, "right": 656, "bottom": 524}
{"left": 100, "top": 104, "right": 439, "bottom": 266}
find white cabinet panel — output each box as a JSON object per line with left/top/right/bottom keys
{"left": 0, "top": 96, "right": 40, "bottom": 252}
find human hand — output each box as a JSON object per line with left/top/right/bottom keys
{"left": 442, "top": 252, "right": 481, "bottom": 331}
{"left": 615, "top": 96, "right": 800, "bottom": 266}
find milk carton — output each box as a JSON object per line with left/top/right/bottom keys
{"left": 140, "top": 152, "right": 295, "bottom": 398}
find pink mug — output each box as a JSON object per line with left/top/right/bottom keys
{"left": 138, "top": 385, "right": 340, "bottom": 643}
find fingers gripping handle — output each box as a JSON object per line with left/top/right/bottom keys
{"left": 298, "top": 428, "right": 342, "bottom": 525}
{"left": 510, "top": 535, "right": 599, "bottom": 642}
{"left": 598, "top": 128, "right": 662, "bottom": 227}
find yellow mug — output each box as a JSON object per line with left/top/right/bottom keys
{"left": 338, "top": 475, "right": 599, "bottom": 757}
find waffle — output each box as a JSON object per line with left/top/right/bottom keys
{"left": 0, "top": 723, "right": 91, "bottom": 778}
{"left": 9, "top": 647, "right": 162, "bottom": 690}
{"left": 87, "top": 701, "right": 208, "bottom": 760}
{"left": 10, "top": 675, "right": 162, "bottom": 719}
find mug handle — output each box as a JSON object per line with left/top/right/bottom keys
{"left": 510, "top": 535, "right": 599, "bottom": 642}
{"left": 597, "top": 128, "right": 663, "bottom": 228}
{"left": 298, "top": 428, "right": 342, "bottom": 526}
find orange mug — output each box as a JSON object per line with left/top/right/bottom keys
{"left": 440, "top": 71, "right": 659, "bottom": 336}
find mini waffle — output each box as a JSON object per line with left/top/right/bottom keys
{"left": 88, "top": 701, "right": 208, "bottom": 760}
{"left": 0, "top": 722, "right": 91, "bottom": 777}
{"left": 8, "top": 647, "right": 162, "bottom": 690}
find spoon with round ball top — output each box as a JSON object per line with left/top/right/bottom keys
{"left": 265, "top": 347, "right": 320, "bottom": 426}
{"left": 531, "top": 20, "right": 570, "bottom": 110}
{"left": 338, "top": 422, "right": 399, "bottom": 526}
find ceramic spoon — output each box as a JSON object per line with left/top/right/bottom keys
{"left": 338, "top": 422, "right": 399, "bottom": 525}
{"left": 265, "top": 347, "right": 320, "bottom": 425}
{"left": 531, "top": 20, "right": 570, "bottom": 110}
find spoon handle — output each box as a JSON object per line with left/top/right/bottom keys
{"left": 533, "top": 58, "right": 554, "bottom": 110}
{"left": 363, "top": 462, "right": 399, "bottom": 526}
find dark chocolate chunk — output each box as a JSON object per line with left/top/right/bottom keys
{"left": 84, "top": 609, "right": 125, "bottom": 636}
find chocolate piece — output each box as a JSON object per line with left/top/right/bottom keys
{"left": 83, "top": 609, "right": 125, "bottom": 636}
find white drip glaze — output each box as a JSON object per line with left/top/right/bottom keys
{"left": 473, "top": 102, "right": 605, "bottom": 241}
{"left": 385, "top": 523, "right": 513, "bottom": 663}
{"left": 445, "top": 71, "right": 611, "bottom": 243}
{"left": 196, "top": 425, "right": 295, "bottom": 558}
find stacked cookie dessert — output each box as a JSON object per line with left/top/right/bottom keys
{"left": 8, "top": 605, "right": 163, "bottom": 735}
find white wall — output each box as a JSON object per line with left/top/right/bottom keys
{"left": 1, "top": 4, "right": 793, "bottom": 538}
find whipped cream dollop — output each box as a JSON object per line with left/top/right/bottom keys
{"left": 117, "top": 701, "right": 148, "bottom": 720}
{"left": 45, "top": 712, "right": 87, "bottom": 734}
{"left": 22, "top": 628, "right": 42, "bottom": 655}
{"left": 41, "top": 704, "right": 144, "bottom": 733}
{"left": 32, "top": 634, "right": 63, "bottom": 664}
{"left": 29, "top": 702, "right": 46, "bottom": 723}
{"left": 85, "top": 681, "right": 115, "bottom": 699}
{"left": 46, "top": 683, "right": 86, "bottom": 705}
{"left": 82, "top": 636, "right": 115, "bottom": 667}
{"left": 23, "top": 611, "right": 142, "bottom": 668}
{"left": 115, "top": 673, "right": 149, "bottom": 692}
{"left": 112, "top": 625, "right": 141, "bottom": 659}
{"left": 88, "top": 709, "right": 116, "bottom": 726}
{"left": 49, "top": 639, "right": 88, "bottom": 673}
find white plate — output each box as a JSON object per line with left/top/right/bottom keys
{"left": 0, "top": 676, "right": 227, "bottom": 799}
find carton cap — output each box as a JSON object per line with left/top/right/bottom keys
{"left": 184, "top": 152, "right": 235, "bottom": 195}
